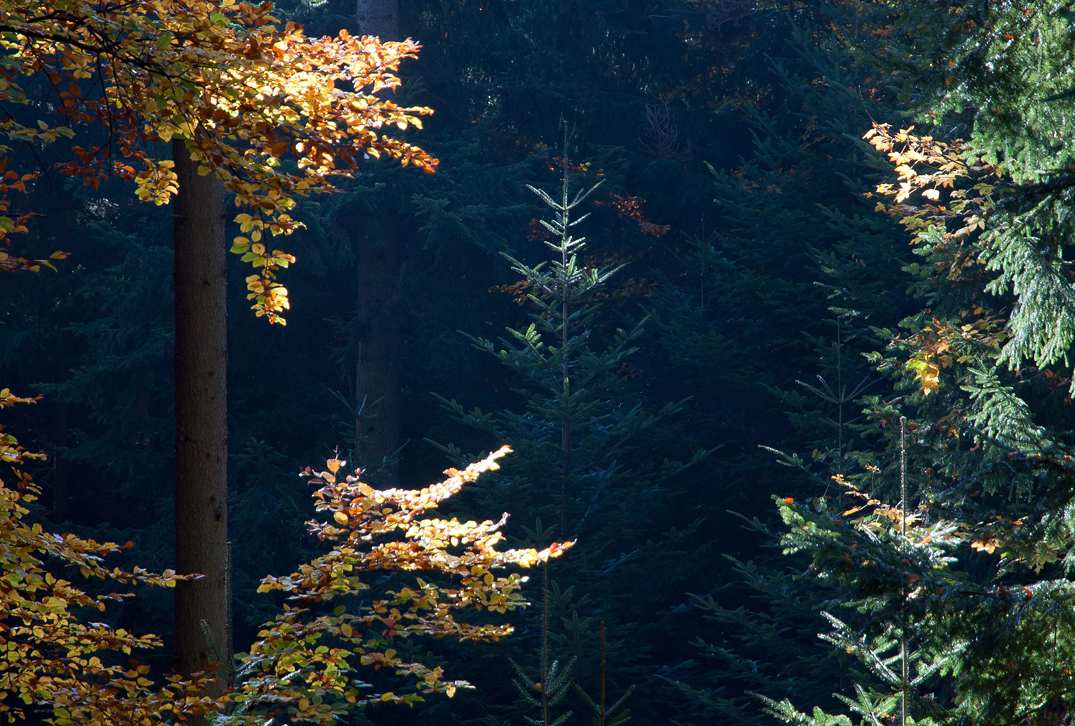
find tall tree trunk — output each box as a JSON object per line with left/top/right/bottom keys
{"left": 352, "top": 0, "right": 402, "bottom": 488}
{"left": 354, "top": 228, "right": 402, "bottom": 488}
{"left": 51, "top": 332, "right": 69, "bottom": 522}
{"left": 355, "top": 0, "right": 398, "bottom": 38}
{"left": 172, "top": 140, "right": 230, "bottom": 693}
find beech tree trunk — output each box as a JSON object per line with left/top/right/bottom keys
{"left": 355, "top": 0, "right": 397, "bottom": 38}
{"left": 172, "top": 140, "right": 230, "bottom": 690}
{"left": 354, "top": 231, "right": 402, "bottom": 487}
{"left": 352, "top": 0, "right": 402, "bottom": 487}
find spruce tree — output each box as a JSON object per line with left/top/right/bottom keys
{"left": 749, "top": 4, "right": 1075, "bottom": 726}
{"left": 654, "top": 3, "right": 934, "bottom": 723}
{"left": 435, "top": 161, "right": 704, "bottom": 724}
{"left": 440, "top": 163, "right": 697, "bottom": 549}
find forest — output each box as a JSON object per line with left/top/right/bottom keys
{"left": 2, "top": 0, "right": 1075, "bottom": 724}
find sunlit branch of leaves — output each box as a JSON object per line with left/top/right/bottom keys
{"left": 4, "top": 384, "right": 574, "bottom": 725}
{"left": 227, "top": 447, "right": 575, "bottom": 724}
{"left": 0, "top": 0, "right": 437, "bottom": 322}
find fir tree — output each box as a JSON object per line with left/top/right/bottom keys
{"left": 439, "top": 162, "right": 698, "bottom": 553}
{"left": 750, "top": 4, "right": 1075, "bottom": 725}
{"left": 654, "top": 3, "right": 932, "bottom": 723}
{"left": 435, "top": 161, "right": 705, "bottom": 724}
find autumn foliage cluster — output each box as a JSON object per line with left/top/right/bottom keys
{"left": 2, "top": 392, "right": 567, "bottom": 723}
{"left": 0, "top": 389, "right": 218, "bottom": 724}
{"left": 0, "top": 1, "right": 578, "bottom": 723}
{"left": 231, "top": 447, "right": 572, "bottom": 724}
{"left": 0, "top": 0, "right": 434, "bottom": 320}
{"left": 13, "top": 0, "right": 1075, "bottom": 724}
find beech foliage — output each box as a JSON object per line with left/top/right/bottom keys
{"left": 1, "top": 402, "right": 569, "bottom": 724}
{"left": 0, "top": 0, "right": 434, "bottom": 321}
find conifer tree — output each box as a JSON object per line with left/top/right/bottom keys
{"left": 470, "top": 170, "right": 634, "bottom": 539}
{"left": 654, "top": 3, "right": 931, "bottom": 723}
{"left": 739, "top": 4, "right": 1075, "bottom": 726}
{"left": 441, "top": 162, "right": 697, "bottom": 550}
{"left": 436, "top": 160, "right": 704, "bottom": 724}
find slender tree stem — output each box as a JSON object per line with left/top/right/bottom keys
{"left": 542, "top": 561, "right": 550, "bottom": 725}
{"left": 560, "top": 161, "right": 572, "bottom": 539}
{"left": 837, "top": 319, "right": 844, "bottom": 476}
{"left": 900, "top": 415, "right": 908, "bottom": 726}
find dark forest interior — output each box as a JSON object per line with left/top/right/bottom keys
{"left": 3, "top": 1, "right": 1075, "bottom": 725}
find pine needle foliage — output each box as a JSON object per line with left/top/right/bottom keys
{"left": 657, "top": 5, "right": 922, "bottom": 723}
{"left": 435, "top": 161, "right": 704, "bottom": 726}
{"left": 571, "top": 622, "right": 634, "bottom": 726}
{"left": 439, "top": 161, "right": 700, "bottom": 561}
{"left": 510, "top": 657, "right": 576, "bottom": 726}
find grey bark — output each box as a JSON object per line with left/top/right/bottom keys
{"left": 351, "top": 0, "right": 402, "bottom": 487}
{"left": 355, "top": 0, "right": 398, "bottom": 39}
{"left": 354, "top": 231, "right": 402, "bottom": 487}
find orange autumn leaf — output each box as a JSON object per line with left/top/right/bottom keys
{"left": 0, "top": 0, "right": 436, "bottom": 321}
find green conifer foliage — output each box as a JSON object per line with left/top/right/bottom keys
{"left": 441, "top": 164, "right": 697, "bottom": 550}
{"left": 751, "top": 4, "right": 1075, "bottom": 725}
{"left": 509, "top": 565, "right": 577, "bottom": 726}
{"left": 435, "top": 163, "right": 705, "bottom": 724}
{"left": 654, "top": 4, "right": 942, "bottom": 724}
{"left": 475, "top": 172, "right": 632, "bottom": 538}
{"left": 862, "top": 0, "right": 1075, "bottom": 388}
